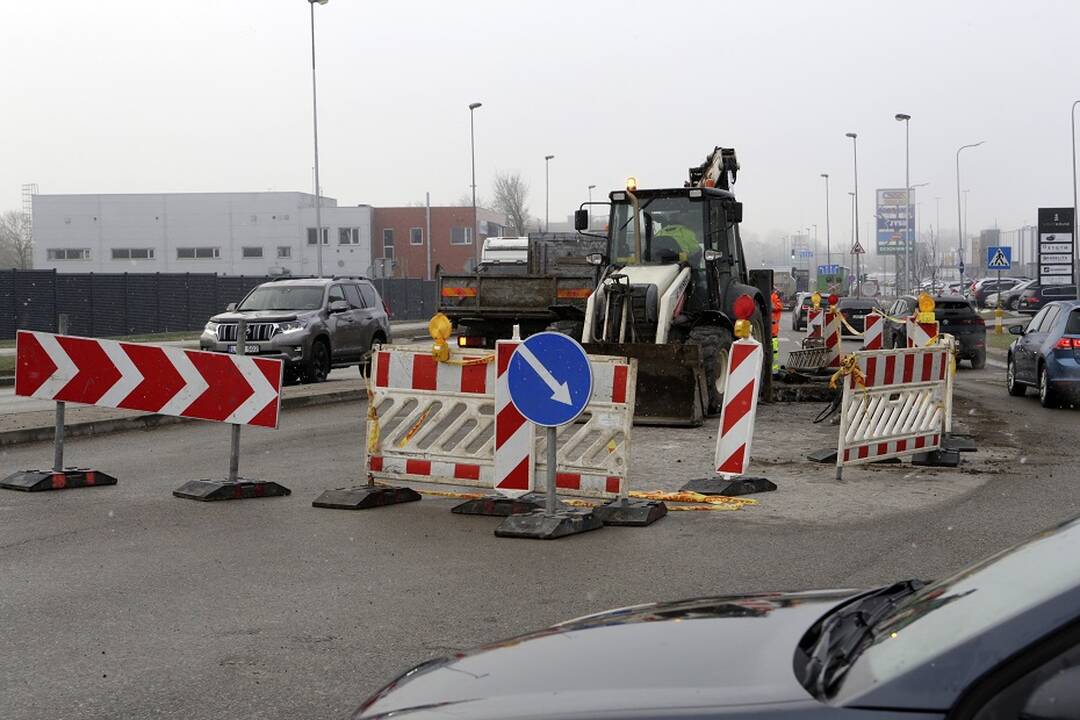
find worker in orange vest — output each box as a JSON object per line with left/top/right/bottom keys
{"left": 770, "top": 290, "right": 783, "bottom": 374}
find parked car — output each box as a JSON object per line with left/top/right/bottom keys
{"left": 972, "top": 276, "right": 1027, "bottom": 308}
{"left": 835, "top": 297, "right": 881, "bottom": 337}
{"left": 883, "top": 294, "right": 986, "bottom": 368}
{"left": 1007, "top": 299, "right": 1080, "bottom": 407}
{"left": 200, "top": 277, "right": 391, "bottom": 383}
{"left": 791, "top": 291, "right": 816, "bottom": 331}
{"left": 1019, "top": 283, "right": 1079, "bottom": 314}
{"left": 992, "top": 278, "right": 1037, "bottom": 311}
{"left": 354, "top": 515, "right": 1080, "bottom": 719}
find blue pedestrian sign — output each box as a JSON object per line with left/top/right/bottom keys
{"left": 507, "top": 332, "right": 593, "bottom": 427}
{"left": 986, "top": 246, "right": 1012, "bottom": 271}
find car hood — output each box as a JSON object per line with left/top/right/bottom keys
{"left": 209, "top": 310, "right": 312, "bottom": 323}
{"left": 353, "top": 589, "right": 859, "bottom": 719}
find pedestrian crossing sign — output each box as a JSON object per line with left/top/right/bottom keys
{"left": 985, "top": 246, "right": 1012, "bottom": 270}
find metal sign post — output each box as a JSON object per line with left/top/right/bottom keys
{"left": 986, "top": 246, "right": 1012, "bottom": 335}
{"left": 52, "top": 314, "right": 68, "bottom": 475}
{"left": 496, "top": 332, "right": 602, "bottom": 539}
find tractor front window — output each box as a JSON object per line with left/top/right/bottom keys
{"left": 611, "top": 197, "right": 705, "bottom": 268}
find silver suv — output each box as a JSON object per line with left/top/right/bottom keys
{"left": 200, "top": 277, "right": 392, "bottom": 383}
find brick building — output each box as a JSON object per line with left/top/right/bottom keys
{"left": 372, "top": 206, "right": 507, "bottom": 279}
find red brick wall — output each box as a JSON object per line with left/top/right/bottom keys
{"left": 372, "top": 207, "right": 497, "bottom": 279}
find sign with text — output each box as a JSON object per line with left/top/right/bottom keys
{"left": 876, "top": 188, "right": 916, "bottom": 256}
{"left": 1037, "top": 208, "right": 1075, "bottom": 288}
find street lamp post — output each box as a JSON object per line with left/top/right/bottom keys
{"left": 1071, "top": 100, "right": 1079, "bottom": 299}
{"left": 307, "top": 0, "right": 329, "bottom": 277}
{"left": 845, "top": 133, "right": 861, "bottom": 297}
{"left": 544, "top": 155, "right": 555, "bottom": 231}
{"left": 820, "top": 173, "right": 831, "bottom": 268}
{"left": 956, "top": 141, "right": 985, "bottom": 293}
{"left": 909, "top": 182, "right": 929, "bottom": 287}
{"left": 895, "top": 113, "right": 912, "bottom": 294}
{"left": 468, "top": 102, "right": 482, "bottom": 268}
{"left": 848, "top": 191, "right": 860, "bottom": 297}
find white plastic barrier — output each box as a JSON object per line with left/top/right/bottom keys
{"left": 835, "top": 344, "right": 952, "bottom": 473}
{"left": 366, "top": 345, "right": 636, "bottom": 499}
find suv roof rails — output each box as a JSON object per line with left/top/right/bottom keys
{"left": 331, "top": 274, "right": 371, "bottom": 281}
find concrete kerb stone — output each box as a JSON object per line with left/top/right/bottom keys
{"left": 0, "top": 382, "right": 365, "bottom": 447}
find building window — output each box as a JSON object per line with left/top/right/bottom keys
{"left": 47, "top": 248, "right": 91, "bottom": 261}
{"left": 410, "top": 227, "right": 424, "bottom": 246}
{"left": 111, "top": 248, "right": 155, "bottom": 260}
{"left": 339, "top": 227, "right": 361, "bottom": 245}
{"left": 242, "top": 246, "right": 263, "bottom": 259}
{"left": 277, "top": 246, "right": 292, "bottom": 259}
{"left": 450, "top": 226, "right": 473, "bottom": 245}
{"left": 306, "top": 227, "right": 329, "bottom": 245}
{"left": 177, "top": 247, "right": 220, "bottom": 260}
{"left": 382, "top": 228, "right": 395, "bottom": 260}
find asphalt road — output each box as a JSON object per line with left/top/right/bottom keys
{"left": 1, "top": 312, "right": 1077, "bottom": 719}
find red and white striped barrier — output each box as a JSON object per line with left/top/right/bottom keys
{"left": 824, "top": 310, "right": 842, "bottom": 368}
{"left": 906, "top": 319, "right": 939, "bottom": 348}
{"left": 862, "top": 312, "right": 885, "bottom": 350}
{"left": 714, "top": 338, "right": 764, "bottom": 476}
{"left": 806, "top": 308, "right": 824, "bottom": 340}
{"left": 494, "top": 340, "right": 534, "bottom": 496}
{"left": 836, "top": 344, "right": 952, "bottom": 470}
{"left": 15, "top": 330, "right": 283, "bottom": 427}
{"left": 366, "top": 346, "right": 636, "bottom": 500}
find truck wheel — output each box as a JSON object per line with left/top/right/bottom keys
{"left": 303, "top": 339, "right": 331, "bottom": 384}
{"left": 970, "top": 349, "right": 986, "bottom": 370}
{"left": 688, "top": 324, "right": 734, "bottom": 415}
{"left": 546, "top": 320, "right": 584, "bottom": 342}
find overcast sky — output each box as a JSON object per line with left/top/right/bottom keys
{"left": 3, "top": 0, "right": 1078, "bottom": 252}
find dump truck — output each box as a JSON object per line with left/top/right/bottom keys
{"left": 437, "top": 234, "right": 606, "bottom": 347}
{"left": 554, "top": 146, "right": 772, "bottom": 426}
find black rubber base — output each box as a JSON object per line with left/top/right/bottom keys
{"left": 173, "top": 478, "right": 291, "bottom": 501}
{"left": 942, "top": 433, "right": 978, "bottom": 453}
{"left": 312, "top": 485, "right": 421, "bottom": 510}
{"left": 680, "top": 476, "right": 777, "bottom": 496}
{"left": 807, "top": 447, "right": 839, "bottom": 463}
{"left": 911, "top": 449, "right": 962, "bottom": 468}
{"left": 591, "top": 497, "right": 667, "bottom": 526}
{"left": 451, "top": 491, "right": 559, "bottom": 517}
{"left": 0, "top": 468, "right": 118, "bottom": 492}
{"left": 494, "top": 509, "right": 604, "bottom": 539}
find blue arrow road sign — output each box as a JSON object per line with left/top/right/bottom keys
{"left": 986, "top": 246, "right": 1012, "bottom": 271}
{"left": 507, "top": 332, "right": 593, "bottom": 427}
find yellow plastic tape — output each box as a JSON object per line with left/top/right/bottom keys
{"left": 378, "top": 486, "right": 757, "bottom": 511}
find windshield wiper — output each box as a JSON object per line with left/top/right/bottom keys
{"left": 801, "top": 579, "right": 925, "bottom": 698}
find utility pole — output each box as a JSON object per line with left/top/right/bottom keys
{"left": 820, "top": 173, "right": 831, "bottom": 268}
{"left": 468, "top": 102, "right": 482, "bottom": 269}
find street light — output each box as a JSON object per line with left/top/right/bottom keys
{"left": 544, "top": 155, "right": 555, "bottom": 231}
{"left": 1071, "top": 100, "right": 1079, "bottom": 299}
{"left": 845, "top": 133, "right": 861, "bottom": 296}
{"left": 468, "top": 102, "right": 482, "bottom": 267}
{"left": 895, "top": 113, "right": 912, "bottom": 293}
{"left": 820, "top": 173, "right": 831, "bottom": 267}
{"left": 956, "top": 141, "right": 985, "bottom": 292}
{"left": 307, "top": 0, "right": 329, "bottom": 277}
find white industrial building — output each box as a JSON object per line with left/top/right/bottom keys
{"left": 32, "top": 192, "right": 374, "bottom": 276}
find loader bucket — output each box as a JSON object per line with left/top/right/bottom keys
{"left": 583, "top": 342, "right": 708, "bottom": 427}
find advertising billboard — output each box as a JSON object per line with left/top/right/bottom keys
{"left": 876, "top": 188, "right": 915, "bottom": 256}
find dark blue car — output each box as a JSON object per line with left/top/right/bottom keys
{"left": 1007, "top": 299, "right": 1080, "bottom": 407}
{"left": 354, "top": 517, "right": 1080, "bottom": 719}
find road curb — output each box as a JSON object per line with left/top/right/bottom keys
{"left": 0, "top": 386, "right": 364, "bottom": 448}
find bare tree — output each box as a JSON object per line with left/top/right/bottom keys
{"left": 491, "top": 171, "right": 530, "bottom": 236}
{"left": 454, "top": 192, "right": 487, "bottom": 209}
{"left": 0, "top": 210, "right": 32, "bottom": 269}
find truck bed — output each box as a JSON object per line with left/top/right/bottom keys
{"left": 438, "top": 272, "right": 595, "bottom": 322}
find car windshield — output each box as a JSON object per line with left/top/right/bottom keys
{"left": 833, "top": 518, "right": 1080, "bottom": 702}
{"left": 611, "top": 196, "right": 706, "bottom": 268}
{"left": 237, "top": 285, "right": 324, "bottom": 311}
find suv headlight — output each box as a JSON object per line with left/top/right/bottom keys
{"left": 204, "top": 321, "right": 219, "bottom": 334}
{"left": 277, "top": 320, "right": 306, "bottom": 333}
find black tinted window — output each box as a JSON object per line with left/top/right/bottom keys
{"left": 328, "top": 285, "right": 346, "bottom": 304}
{"left": 343, "top": 284, "right": 365, "bottom": 309}
{"left": 1067, "top": 310, "right": 1080, "bottom": 335}
{"left": 359, "top": 283, "right": 379, "bottom": 308}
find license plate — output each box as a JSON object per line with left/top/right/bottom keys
{"left": 227, "top": 344, "right": 260, "bottom": 354}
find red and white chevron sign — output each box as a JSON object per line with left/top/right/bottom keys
{"left": 714, "top": 337, "right": 764, "bottom": 477}
{"left": 15, "top": 331, "right": 283, "bottom": 428}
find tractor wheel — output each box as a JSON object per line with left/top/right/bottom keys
{"left": 688, "top": 324, "right": 735, "bottom": 415}
{"left": 546, "top": 320, "right": 585, "bottom": 342}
